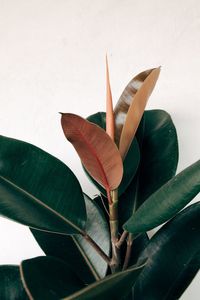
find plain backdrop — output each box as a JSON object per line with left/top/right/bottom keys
{"left": 0, "top": 0, "right": 199, "bottom": 298}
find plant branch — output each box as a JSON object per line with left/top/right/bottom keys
{"left": 109, "top": 189, "right": 121, "bottom": 273}
{"left": 122, "top": 234, "right": 134, "bottom": 270}
{"left": 83, "top": 233, "right": 111, "bottom": 265}
{"left": 116, "top": 231, "right": 128, "bottom": 248}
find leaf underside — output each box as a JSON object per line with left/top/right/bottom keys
{"left": 115, "top": 68, "right": 161, "bottom": 158}
{"left": 31, "top": 194, "right": 110, "bottom": 283}
{"left": 114, "top": 68, "right": 154, "bottom": 146}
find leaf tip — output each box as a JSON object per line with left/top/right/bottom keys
{"left": 155, "top": 66, "right": 161, "bottom": 74}
{"left": 105, "top": 55, "right": 115, "bottom": 140}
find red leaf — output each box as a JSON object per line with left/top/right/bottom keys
{"left": 61, "top": 114, "right": 123, "bottom": 203}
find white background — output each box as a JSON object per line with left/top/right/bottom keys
{"left": 0, "top": 0, "right": 199, "bottom": 298}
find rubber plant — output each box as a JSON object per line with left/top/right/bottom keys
{"left": 0, "top": 59, "right": 199, "bottom": 300}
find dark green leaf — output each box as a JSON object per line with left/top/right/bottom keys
{"left": 0, "top": 136, "right": 86, "bottom": 234}
{"left": 0, "top": 265, "right": 28, "bottom": 300}
{"left": 118, "top": 175, "right": 138, "bottom": 229}
{"left": 120, "top": 138, "right": 140, "bottom": 196}
{"left": 31, "top": 194, "right": 110, "bottom": 283}
{"left": 135, "top": 109, "right": 179, "bottom": 207}
{"left": 20, "top": 256, "right": 84, "bottom": 300}
{"left": 119, "top": 110, "right": 179, "bottom": 227}
{"left": 87, "top": 112, "right": 106, "bottom": 130}
{"left": 101, "top": 110, "right": 178, "bottom": 232}
{"left": 133, "top": 202, "right": 200, "bottom": 300}
{"left": 65, "top": 262, "right": 145, "bottom": 300}
{"left": 124, "top": 160, "right": 200, "bottom": 234}
{"left": 86, "top": 112, "right": 140, "bottom": 196}
{"left": 126, "top": 233, "right": 149, "bottom": 267}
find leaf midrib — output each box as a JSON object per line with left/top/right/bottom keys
{"left": 72, "top": 236, "right": 101, "bottom": 281}
{"left": 65, "top": 264, "right": 145, "bottom": 300}
{"left": 67, "top": 118, "right": 111, "bottom": 192}
{"left": 0, "top": 175, "right": 84, "bottom": 235}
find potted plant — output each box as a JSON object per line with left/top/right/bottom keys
{"left": 0, "top": 60, "right": 199, "bottom": 299}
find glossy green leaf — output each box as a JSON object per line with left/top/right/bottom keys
{"left": 117, "top": 110, "right": 178, "bottom": 233}
{"left": 0, "top": 265, "right": 28, "bottom": 300}
{"left": 136, "top": 110, "right": 178, "bottom": 205}
{"left": 126, "top": 234, "right": 149, "bottom": 267}
{"left": 86, "top": 112, "right": 140, "bottom": 196}
{"left": 119, "top": 109, "right": 178, "bottom": 223}
{"left": 124, "top": 160, "right": 200, "bottom": 234}
{"left": 0, "top": 136, "right": 86, "bottom": 234}
{"left": 133, "top": 202, "right": 200, "bottom": 300}
{"left": 118, "top": 175, "right": 138, "bottom": 230}
{"left": 135, "top": 110, "right": 179, "bottom": 207}
{"left": 31, "top": 194, "right": 110, "bottom": 283}
{"left": 20, "top": 256, "right": 84, "bottom": 300}
{"left": 65, "top": 263, "right": 145, "bottom": 300}
{"left": 87, "top": 112, "right": 106, "bottom": 130}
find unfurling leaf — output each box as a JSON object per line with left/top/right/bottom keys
{"left": 106, "top": 55, "right": 114, "bottom": 140}
{"left": 114, "top": 67, "right": 160, "bottom": 159}
{"left": 31, "top": 194, "right": 110, "bottom": 284}
{"left": 114, "top": 68, "right": 153, "bottom": 146}
{"left": 61, "top": 113, "right": 123, "bottom": 203}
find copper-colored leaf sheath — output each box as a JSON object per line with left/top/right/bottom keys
{"left": 61, "top": 114, "right": 123, "bottom": 203}
{"left": 114, "top": 68, "right": 156, "bottom": 147}
{"left": 106, "top": 55, "right": 114, "bottom": 141}
{"left": 114, "top": 67, "right": 160, "bottom": 159}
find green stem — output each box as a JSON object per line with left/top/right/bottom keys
{"left": 122, "top": 234, "right": 134, "bottom": 270}
{"left": 116, "top": 230, "right": 128, "bottom": 248}
{"left": 109, "top": 189, "right": 121, "bottom": 273}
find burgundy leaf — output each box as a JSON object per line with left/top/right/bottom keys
{"left": 61, "top": 114, "right": 123, "bottom": 203}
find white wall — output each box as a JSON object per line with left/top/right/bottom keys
{"left": 0, "top": 0, "right": 199, "bottom": 298}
